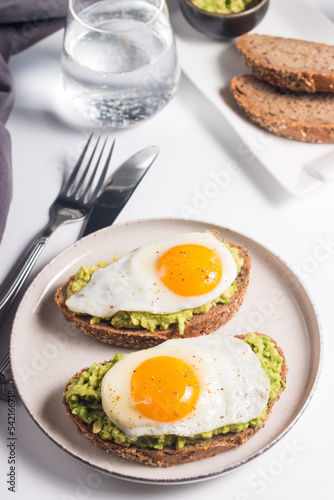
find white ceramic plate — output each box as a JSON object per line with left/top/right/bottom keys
{"left": 10, "top": 218, "right": 322, "bottom": 484}
{"left": 171, "top": 0, "right": 334, "bottom": 196}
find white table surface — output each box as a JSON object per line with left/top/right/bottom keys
{"left": 1, "top": 0, "right": 333, "bottom": 498}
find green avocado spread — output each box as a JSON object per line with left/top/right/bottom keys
{"left": 66, "top": 243, "right": 244, "bottom": 335}
{"left": 191, "top": 0, "right": 259, "bottom": 15}
{"left": 64, "top": 333, "right": 285, "bottom": 450}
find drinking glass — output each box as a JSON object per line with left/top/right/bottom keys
{"left": 61, "top": 0, "right": 180, "bottom": 127}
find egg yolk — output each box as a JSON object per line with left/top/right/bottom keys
{"left": 131, "top": 356, "right": 200, "bottom": 422}
{"left": 157, "top": 244, "right": 222, "bottom": 296}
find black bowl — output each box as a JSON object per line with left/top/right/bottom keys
{"left": 179, "top": 0, "right": 269, "bottom": 40}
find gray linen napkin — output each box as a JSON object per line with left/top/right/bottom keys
{"left": 0, "top": 0, "right": 68, "bottom": 243}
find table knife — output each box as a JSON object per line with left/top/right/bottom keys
{"left": 81, "top": 146, "right": 159, "bottom": 237}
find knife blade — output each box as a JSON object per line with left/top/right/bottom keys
{"left": 81, "top": 146, "right": 159, "bottom": 237}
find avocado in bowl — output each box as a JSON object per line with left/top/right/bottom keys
{"left": 179, "top": 0, "right": 269, "bottom": 40}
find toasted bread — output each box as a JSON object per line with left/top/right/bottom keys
{"left": 55, "top": 242, "right": 251, "bottom": 349}
{"left": 236, "top": 34, "right": 334, "bottom": 93}
{"left": 231, "top": 74, "right": 334, "bottom": 143}
{"left": 63, "top": 333, "right": 287, "bottom": 467}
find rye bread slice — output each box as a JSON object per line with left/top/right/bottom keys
{"left": 231, "top": 74, "right": 334, "bottom": 143}
{"left": 62, "top": 333, "right": 288, "bottom": 467}
{"left": 55, "top": 242, "right": 251, "bottom": 349}
{"left": 236, "top": 34, "right": 334, "bottom": 93}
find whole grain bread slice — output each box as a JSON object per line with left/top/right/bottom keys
{"left": 55, "top": 242, "right": 251, "bottom": 349}
{"left": 62, "top": 333, "right": 288, "bottom": 467}
{"left": 231, "top": 74, "right": 334, "bottom": 142}
{"left": 236, "top": 34, "right": 334, "bottom": 93}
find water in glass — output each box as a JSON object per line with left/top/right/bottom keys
{"left": 61, "top": 0, "right": 180, "bottom": 127}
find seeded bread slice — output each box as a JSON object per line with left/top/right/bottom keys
{"left": 62, "top": 333, "right": 288, "bottom": 467}
{"left": 236, "top": 34, "right": 334, "bottom": 93}
{"left": 231, "top": 74, "right": 334, "bottom": 143}
{"left": 55, "top": 242, "right": 251, "bottom": 349}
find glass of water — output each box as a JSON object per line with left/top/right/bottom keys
{"left": 61, "top": 0, "right": 180, "bottom": 128}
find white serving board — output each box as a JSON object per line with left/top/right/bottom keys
{"left": 171, "top": 0, "right": 334, "bottom": 195}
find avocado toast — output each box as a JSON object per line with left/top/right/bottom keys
{"left": 63, "top": 332, "right": 287, "bottom": 467}
{"left": 55, "top": 238, "right": 251, "bottom": 349}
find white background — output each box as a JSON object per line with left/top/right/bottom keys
{"left": 0, "top": 0, "right": 334, "bottom": 498}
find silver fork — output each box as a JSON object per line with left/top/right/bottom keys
{"left": 0, "top": 133, "right": 115, "bottom": 400}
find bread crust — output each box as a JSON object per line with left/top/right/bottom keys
{"left": 62, "top": 333, "right": 288, "bottom": 467}
{"left": 55, "top": 242, "right": 251, "bottom": 349}
{"left": 231, "top": 74, "right": 334, "bottom": 143}
{"left": 237, "top": 34, "right": 334, "bottom": 93}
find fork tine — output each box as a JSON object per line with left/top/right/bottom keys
{"left": 80, "top": 137, "right": 108, "bottom": 201}
{"left": 88, "top": 139, "right": 116, "bottom": 202}
{"left": 62, "top": 132, "right": 94, "bottom": 196}
{"left": 71, "top": 135, "right": 102, "bottom": 199}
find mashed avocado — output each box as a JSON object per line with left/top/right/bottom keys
{"left": 67, "top": 261, "right": 110, "bottom": 295}
{"left": 66, "top": 243, "right": 244, "bottom": 335}
{"left": 191, "top": 0, "right": 259, "bottom": 15}
{"left": 64, "top": 333, "right": 285, "bottom": 450}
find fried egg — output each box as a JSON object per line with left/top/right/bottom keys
{"left": 65, "top": 232, "right": 238, "bottom": 317}
{"left": 101, "top": 333, "right": 270, "bottom": 438}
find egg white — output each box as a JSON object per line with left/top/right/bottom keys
{"left": 65, "top": 232, "right": 238, "bottom": 317}
{"left": 101, "top": 333, "right": 270, "bottom": 439}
